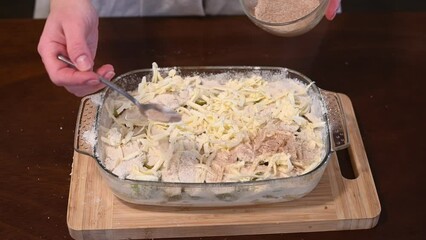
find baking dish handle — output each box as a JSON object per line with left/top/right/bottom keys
{"left": 74, "top": 95, "right": 97, "bottom": 157}
{"left": 320, "top": 90, "right": 350, "bottom": 151}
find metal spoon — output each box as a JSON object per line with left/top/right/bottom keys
{"left": 57, "top": 55, "right": 181, "bottom": 123}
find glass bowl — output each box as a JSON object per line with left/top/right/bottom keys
{"left": 74, "top": 66, "right": 349, "bottom": 207}
{"left": 240, "top": 0, "right": 330, "bottom": 37}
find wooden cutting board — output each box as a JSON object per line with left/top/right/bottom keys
{"left": 67, "top": 94, "right": 381, "bottom": 240}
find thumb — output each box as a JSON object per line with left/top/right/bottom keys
{"left": 326, "top": 0, "right": 340, "bottom": 20}
{"left": 65, "top": 24, "right": 94, "bottom": 71}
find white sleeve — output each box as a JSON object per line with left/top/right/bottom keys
{"left": 33, "top": 0, "right": 50, "bottom": 19}
{"left": 140, "top": 0, "right": 204, "bottom": 16}
{"left": 204, "top": 0, "right": 244, "bottom": 15}
{"left": 34, "top": 0, "right": 244, "bottom": 18}
{"left": 92, "top": 0, "right": 141, "bottom": 17}
{"left": 94, "top": 0, "right": 205, "bottom": 17}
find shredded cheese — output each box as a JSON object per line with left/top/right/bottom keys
{"left": 101, "top": 65, "right": 325, "bottom": 182}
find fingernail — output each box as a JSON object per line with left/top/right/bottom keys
{"left": 331, "top": 10, "right": 337, "bottom": 20}
{"left": 87, "top": 80, "right": 99, "bottom": 86}
{"left": 105, "top": 71, "right": 115, "bottom": 80}
{"left": 75, "top": 55, "right": 92, "bottom": 71}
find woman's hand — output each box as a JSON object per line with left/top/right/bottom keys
{"left": 37, "top": 0, "right": 115, "bottom": 97}
{"left": 326, "top": 0, "right": 341, "bottom": 20}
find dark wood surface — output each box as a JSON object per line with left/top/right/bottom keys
{"left": 1, "top": 13, "right": 425, "bottom": 240}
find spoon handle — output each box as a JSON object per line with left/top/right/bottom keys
{"left": 57, "top": 55, "right": 143, "bottom": 108}
{"left": 56, "top": 54, "right": 181, "bottom": 123}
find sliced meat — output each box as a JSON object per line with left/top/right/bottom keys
{"left": 103, "top": 145, "right": 123, "bottom": 170}
{"left": 112, "top": 157, "right": 144, "bottom": 179}
{"left": 205, "top": 163, "right": 225, "bottom": 183}
{"left": 177, "top": 151, "right": 199, "bottom": 182}
{"left": 151, "top": 93, "right": 180, "bottom": 109}
{"left": 229, "top": 143, "right": 255, "bottom": 162}
{"left": 161, "top": 154, "right": 180, "bottom": 182}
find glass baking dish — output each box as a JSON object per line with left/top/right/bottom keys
{"left": 74, "top": 66, "right": 349, "bottom": 207}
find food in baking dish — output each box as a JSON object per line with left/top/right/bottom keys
{"left": 101, "top": 64, "right": 326, "bottom": 184}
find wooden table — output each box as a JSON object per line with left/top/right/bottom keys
{"left": 0, "top": 13, "right": 425, "bottom": 239}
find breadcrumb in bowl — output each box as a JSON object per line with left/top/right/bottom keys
{"left": 240, "top": 0, "right": 330, "bottom": 37}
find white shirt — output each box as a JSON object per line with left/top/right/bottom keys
{"left": 34, "top": 0, "right": 244, "bottom": 18}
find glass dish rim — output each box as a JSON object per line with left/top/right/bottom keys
{"left": 92, "top": 66, "right": 332, "bottom": 187}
